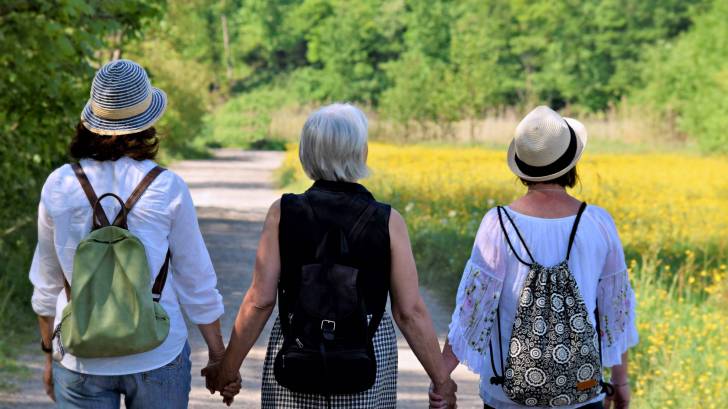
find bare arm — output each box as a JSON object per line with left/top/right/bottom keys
{"left": 604, "top": 351, "right": 631, "bottom": 408}
{"left": 610, "top": 351, "right": 629, "bottom": 383}
{"left": 38, "top": 315, "right": 54, "bottom": 352}
{"left": 217, "top": 200, "right": 281, "bottom": 382}
{"left": 37, "top": 315, "right": 55, "bottom": 400}
{"left": 198, "top": 319, "right": 225, "bottom": 360}
{"left": 441, "top": 339, "right": 461, "bottom": 375}
{"left": 389, "top": 209, "right": 450, "bottom": 387}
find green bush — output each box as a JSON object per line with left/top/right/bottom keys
{"left": 636, "top": 0, "right": 728, "bottom": 153}
{"left": 202, "top": 86, "right": 294, "bottom": 148}
{"left": 127, "top": 39, "right": 213, "bottom": 160}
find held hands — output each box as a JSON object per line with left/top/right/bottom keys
{"left": 428, "top": 377, "right": 458, "bottom": 408}
{"left": 201, "top": 349, "right": 242, "bottom": 406}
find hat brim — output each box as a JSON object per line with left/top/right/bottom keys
{"left": 80, "top": 87, "right": 167, "bottom": 136}
{"left": 507, "top": 117, "right": 588, "bottom": 183}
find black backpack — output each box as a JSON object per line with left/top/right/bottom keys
{"left": 274, "top": 196, "right": 384, "bottom": 395}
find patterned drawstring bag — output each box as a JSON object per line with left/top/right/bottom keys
{"left": 490, "top": 203, "right": 614, "bottom": 407}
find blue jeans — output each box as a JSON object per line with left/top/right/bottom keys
{"left": 53, "top": 342, "right": 191, "bottom": 409}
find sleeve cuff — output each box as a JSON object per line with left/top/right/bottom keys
{"left": 182, "top": 301, "right": 225, "bottom": 325}
{"left": 31, "top": 289, "right": 58, "bottom": 317}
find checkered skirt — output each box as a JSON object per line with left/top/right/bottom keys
{"left": 261, "top": 313, "right": 398, "bottom": 408}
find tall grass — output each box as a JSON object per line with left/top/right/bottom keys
{"left": 223, "top": 102, "right": 692, "bottom": 152}
{"left": 201, "top": 87, "right": 695, "bottom": 152}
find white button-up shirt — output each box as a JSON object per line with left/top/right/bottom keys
{"left": 29, "top": 157, "right": 224, "bottom": 375}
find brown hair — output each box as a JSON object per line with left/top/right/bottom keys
{"left": 520, "top": 167, "right": 579, "bottom": 188}
{"left": 69, "top": 122, "right": 159, "bottom": 161}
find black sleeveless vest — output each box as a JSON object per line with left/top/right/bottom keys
{"left": 278, "top": 180, "right": 391, "bottom": 316}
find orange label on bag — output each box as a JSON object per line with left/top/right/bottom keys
{"left": 577, "top": 379, "right": 598, "bottom": 390}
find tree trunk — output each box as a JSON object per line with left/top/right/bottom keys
{"left": 110, "top": 30, "right": 123, "bottom": 60}
{"left": 221, "top": 14, "right": 232, "bottom": 80}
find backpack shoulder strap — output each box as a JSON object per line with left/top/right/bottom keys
{"left": 347, "top": 201, "right": 383, "bottom": 339}
{"left": 152, "top": 250, "right": 171, "bottom": 302}
{"left": 121, "top": 166, "right": 169, "bottom": 303}
{"left": 112, "top": 166, "right": 166, "bottom": 226}
{"left": 72, "top": 163, "right": 110, "bottom": 227}
{"left": 566, "top": 202, "right": 588, "bottom": 260}
{"left": 348, "top": 202, "right": 378, "bottom": 245}
{"left": 496, "top": 206, "right": 535, "bottom": 266}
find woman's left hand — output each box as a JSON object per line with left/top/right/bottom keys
{"left": 221, "top": 379, "right": 243, "bottom": 406}
{"left": 429, "top": 379, "right": 457, "bottom": 408}
{"left": 428, "top": 387, "right": 448, "bottom": 408}
{"left": 604, "top": 383, "right": 630, "bottom": 409}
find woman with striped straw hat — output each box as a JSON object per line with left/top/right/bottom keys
{"left": 29, "top": 59, "right": 238, "bottom": 408}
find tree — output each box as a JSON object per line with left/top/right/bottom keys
{"left": 636, "top": 0, "right": 728, "bottom": 152}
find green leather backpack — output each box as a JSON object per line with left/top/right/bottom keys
{"left": 53, "top": 164, "right": 171, "bottom": 359}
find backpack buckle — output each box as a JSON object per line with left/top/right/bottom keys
{"left": 321, "top": 320, "right": 336, "bottom": 341}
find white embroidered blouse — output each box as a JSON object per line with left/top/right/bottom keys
{"left": 448, "top": 205, "right": 638, "bottom": 409}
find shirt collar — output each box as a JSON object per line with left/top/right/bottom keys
{"left": 310, "top": 179, "right": 373, "bottom": 196}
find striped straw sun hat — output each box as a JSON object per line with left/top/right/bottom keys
{"left": 507, "top": 106, "right": 588, "bottom": 182}
{"left": 80, "top": 59, "right": 167, "bottom": 136}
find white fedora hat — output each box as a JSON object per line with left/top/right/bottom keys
{"left": 507, "top": 106, "right": 588, "bottom": 182}
{"left": 80, "top": 59, "right": 167, "bottom": 136}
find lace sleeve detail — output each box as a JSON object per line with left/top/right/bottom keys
{"left": 597, "top": 269, "right": 639, "bottom": 367}
{"left": 448, "top": 258, "right": 504, "bottom": 376}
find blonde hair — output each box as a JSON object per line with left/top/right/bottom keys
{"left": 299, "top": 103, "right": 369, "bottom": 182}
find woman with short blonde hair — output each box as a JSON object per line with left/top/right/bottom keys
{"left": 203, "top": 103, "right": 457, "bottom": 408}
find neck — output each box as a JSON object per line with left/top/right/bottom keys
{"left": 528, "top": 183, "right": 566, "bottom": 192}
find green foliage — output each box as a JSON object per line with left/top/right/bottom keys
{"left": 381, "top": 0, "right": 705, "bottom": 116}
{"left": 636, "top": 0, "right": 728, "bottom": 152}
{"left": 303, "top": 0, "right": 404, "bottom": 103}
{"left": 203, "top": 86, "right": 294, "bottom": 148}
{"left": 126, "top": 1, "right": 218, "bottom": 159}
{"left": 380, "top": 53, "right": 462, "bottom": 135}
{"left": 0, "top": 0, "right": 162, "bottom": 235}
{"left": 215, "top": 0, "right": 726, "bottom": 149}
{"left": 230, "top": 0, "right": 403, "bottom": 102}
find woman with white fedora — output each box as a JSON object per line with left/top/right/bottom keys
{"left": 431, "top": 106, "right": 638, "bottom": 409}
{"left": 29, "top": 59, "right": 235, "bottom": 408}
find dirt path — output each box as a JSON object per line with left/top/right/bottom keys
{"left": 0, "top": 149, "right": 479, "bottom": 408}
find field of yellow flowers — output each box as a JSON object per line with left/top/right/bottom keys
{"left": 278, "top": 143, "right": 727, "bottom": 408}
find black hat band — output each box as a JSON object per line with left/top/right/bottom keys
{"left": 514, "top": 122, "right": 578, "bottom": 178}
